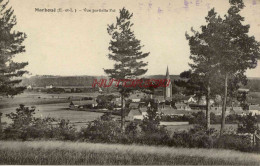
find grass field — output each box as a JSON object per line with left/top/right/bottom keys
{"left": 0, "top": 92, "right": 108, "bottom": 128}
{"left": 0, "top": 91, "right": 101, "bottom": 109}
{"left": 0, "top": 141, "right": 259, "bottom": 165}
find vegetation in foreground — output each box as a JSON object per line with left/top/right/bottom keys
{"left": 0, "top": 141, "right": 260, "bottom": 165}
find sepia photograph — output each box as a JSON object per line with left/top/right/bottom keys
{"left": 0, "top": 0, "right": 260, "bottom": 165}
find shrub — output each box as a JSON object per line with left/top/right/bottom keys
{"left": 237, "top": 113, "right": 259, "bottom": 134}
{"left": 170, "top": 125, "right": 216, "bottom": 148}
{"left": 138, "top": 106, "right": 170, "bottom": 145}
{"left": 215, "top": 134, "right": 253, "bottom": 152}
{"left": 4, "top": 105, "right": 77, "bottom": 141}
{"left": 79, "top": 113, "right": 123, "bottom": 143}
{"left": 52, "top": 119, "right": 78, "bottom": 141}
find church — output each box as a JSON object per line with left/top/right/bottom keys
{"left": 163, "top": 66, "right": 172, "bottom": 100}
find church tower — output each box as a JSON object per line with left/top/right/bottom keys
{"left": 164, "top": 66, "right": 172, "bottom": 99}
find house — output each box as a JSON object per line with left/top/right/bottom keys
{"left": 158, "top": 108, "right": 189, "bottom": 116}
{"left": 127, "top": 109, "right": 143, "bottom": 120}
{"left": 210, "top": 106, "right": 244, "bottom": 116}
{"left": 139, "top": 107, "right": 148, "bottom": 117}
{"left": 132, "top": 98, "right": 141, "bottom": 102}
{"left": 210, "top": 106, "right": 223, "bottom": 115}
{"left": 69, "top": 99, "right": 98, "bottom": 109}
{"left": 197, "top": 96, "right": 214, "bottom": 105}
{"left": 27, "top": 85, "right": 32, "bottom": 89}
{"left": 126, "top": 104, "right": 149, "bottom": 121}
{"left": 128, "top": 92, "right": 149, "bottom": 102}
{"left": 129, "top": 102, "right": 140, "bottom": 109}
{"left": 154, "top": 96, "right": 166, "bottom": 103}
{"left": 229, "top": 107, "right": 245, "bottom": 116}
{"left": 174, "top": 103, "right": 191, "bottom": 111}
{"left": 111, "top": 97, "right": 122, "bottom": 107}
{"left": 249, "top": 104, "right": 260, "bottom": 115}
{"left": 183, "top": 96, "right": 197, "bottom": 104}
{"left": 46, "top": 85, "right": 53, "bottom": 89}
{"left": 238, "top": 88, "right": 250, "bottom": 93}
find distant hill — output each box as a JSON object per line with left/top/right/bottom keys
{"left": 21, "top": 75, "right": 260, "bottom": 92}
{"left": 21, "top": 75, "right": 108, "bottom": 87}
{"left": 21, "top": 75, "right": 181, "bottom": 87}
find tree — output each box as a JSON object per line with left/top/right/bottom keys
{"left": 185, "top": 9, "right": 224, "bottom": 130}
{"left": 237, "top": 113, "right": 259, "bottom": 134}
{"left": 217, "top": 0, "right": 260, "bottom": 136}
{"left": 104, "top": 8, "right": 149, "bottom": 130}
{"left": 0, "top": 0, "right": 28, "bottom": 96}
{"left": 0, "top": 0, "right": 28, "bottom": 132}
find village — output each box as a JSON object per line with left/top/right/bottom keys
{"left": 24, "top": 66, "right": 259, "bottom": 126}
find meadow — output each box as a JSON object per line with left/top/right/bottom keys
{"left": 0, "top": 141, "right": 259, "bottom": 165}
{"left": 0, "top": 92, "right": 106, "bottom": 127}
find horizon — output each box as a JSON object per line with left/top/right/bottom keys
{"left": 24, "top": 74, "right": 260, "bottom": 80}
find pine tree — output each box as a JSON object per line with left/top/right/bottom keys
{"left": 218, "top": 0, "right": 260, "bottom": 136}
{"left": 0, "top": 0, "right": 28, "bottom": 133}
{"left": 0, "top": 0, "right": 28, "bottom": 97}
{"left": 185, "top": 9, "right": 224, "bottom": 130}
{"left": 104, "top": 8, "right": 149, "bottom": 130}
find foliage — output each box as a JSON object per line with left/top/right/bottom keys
{"left": 79, "top": 113, "right": 123, "bottom": 143}
{"left": 189, "top": 111, "right": 207, "bottom": 126}
{"left": 139, "top": 104, "right": 170, "bottom": 145}
{"left": 170, "top": 125, "right": 215, "bottom": 148}
{"left": 96, "top": 94, "right": 116, "bottom": 109}
{"left": 215, "top": 134, "right": 253, "bottom": 152}
{"left": 46, "top": 87, "right": 65, "bottom": 94}
{"left": 104, "top": 7, "right": 150, "bottom": 129}
{"left": 237, "top": 113, "right": 259, "bottom": 134}
{"left": 0, "top": 0, "right": 28, "bottom": 96}
{"left": 185, "top": 0, "right": 260, "bottom": 135}
{"left": 4, "top": 104, "right": 77, "bottom": 141}
{"left": 1, "top": 104, "right": 259, "bottom": 153}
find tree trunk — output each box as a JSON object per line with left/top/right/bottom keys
{"left": 206, "top": 85, "right": 211, "bottom": 130}
{"left": 220, "top": 73, "right": 228, "bottom": 136}
{"left": 0, "top": 112, "right": 2, "bottom": 133}
{"left": 121, "top": 94, "right": 125, "bottom": 131}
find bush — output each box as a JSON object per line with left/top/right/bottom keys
{"left": 79, "top": 113, "right": 123, "bottom": 143}
{"left": 215, "top": 134, "right": 253, "bottom": 152}
{"left": 170, "top": 125, "right": 214, "bottom": 148}
{"left": 138, "top": 106, "right": 170, "bottom": 145}
{"left": 4, "top": 105, "right": 77, "bottom": 141}
{"left": 237, "top": 113, "right": 259, "bottom": 134}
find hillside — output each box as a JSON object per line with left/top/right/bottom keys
{"left": 21, "top": 75, "right": 260, "bottom": 91}
{"left": 21, "top": 75, "right": 181, "bottom": 87}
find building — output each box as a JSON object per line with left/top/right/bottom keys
{"left": 164, "top": 66, "right": 172, "bottom": 99}
{"left": 197, "top": 96, "right": 214, "bottom": 105}
{"left": 127, "top": 109, "right": 143, "bottom": 120}
{"left": 111, "top": 97, "right": 122, "bottom": 107}
{"left": 210, "top": 106, "right": 244, "bottom": 116}
{"left": 183, "top": 96, "right": 197, "bottom": 104}
{"left": 249, "top": 104, "right": 260, "bottom": 115}
{"left": 45, "top": 85, "right": 53, "bottom": 89}
{"left": 69, "top": 99, "right": 98, "bottom": 109}
{"left": 238, "top": 88, "right": 250, "bottom": 93}
{"left": 174, "top": 103, "right": 191, "bottom": 111}
{"left": 27, "top": 85, "right": 32, "bottom": 89}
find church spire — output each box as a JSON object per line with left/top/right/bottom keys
{"left": 164, "top": 66, "right": 172, "bottom": 99}
{"left": 166, "top": 65, "right": 170, "bottom": 78}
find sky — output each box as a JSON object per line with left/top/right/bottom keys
{"left": 9, "top": 0, "right": 260, "bottom": 77}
